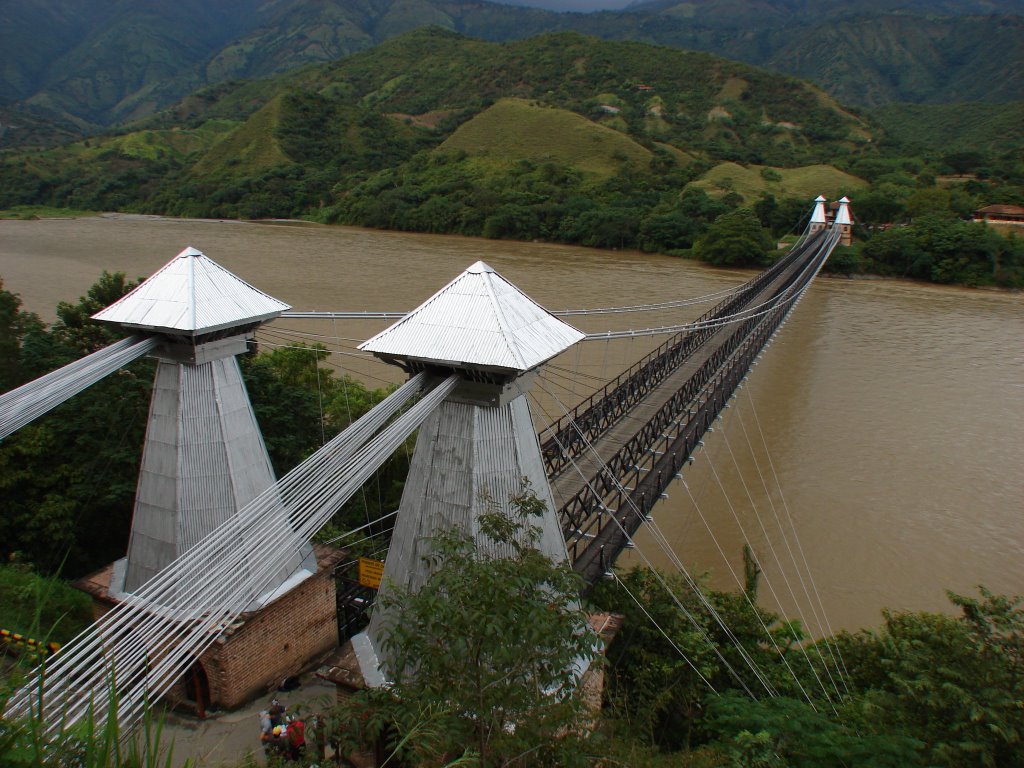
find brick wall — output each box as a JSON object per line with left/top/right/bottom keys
{"left": 203, "top": 563, "right": 339, "bottom": 709}
{"left": 78, "top": 546, "right": 345, "bottom": 714}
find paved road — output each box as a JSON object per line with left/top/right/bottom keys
{"left": 160, "top": 675, "right": 337, "bottom": 767}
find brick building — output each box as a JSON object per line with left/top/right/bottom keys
{"left": 77, "top": 544, "right": 345, "bottom": 714}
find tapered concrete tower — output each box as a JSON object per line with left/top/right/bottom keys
{"left": 93, "top": 247, "right": 315, "bottom": 601}
{"left": 809, "top": 195, "right": 828, "bottom": 233}
{"left": 835, "top": 196, "right": 854, "bottom": 246}
{"left": 352, "top": 261, "right": 585, "bottom": 685}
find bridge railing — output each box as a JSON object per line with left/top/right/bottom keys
{"left": 559, "top": 230, "right": 836, "bottom": 584}
{"left": 540, "top": 231, "right": 821, "bottom": 476}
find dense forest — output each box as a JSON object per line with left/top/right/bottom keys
{"left": 1, "top": 0, "right": 1020, "bottom": 144}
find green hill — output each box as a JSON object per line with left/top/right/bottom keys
{"left": 686, "top": 162, "right": 868, "bottom": 203}
{"left": 0, "top": 29, "right": 877, "bottom": 220}
{"left": 190, "top": 96, "right": 290, "bottom": 177}
{"left": 868, "top": 102, "right": 1024, "bottom": 155}
{"left": 439, "top": 98, "right": 653, "bottom": 177}
{"left": 3, "top": 27, "right": 1020, "bottom": 261}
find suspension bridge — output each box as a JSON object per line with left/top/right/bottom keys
{"left": 0, "top": 197, "right": 850, "bottom": 734}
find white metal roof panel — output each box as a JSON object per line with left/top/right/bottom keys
{"left": 359, "top": 261, "right": 584, "bottom": 372}
{"left": 92, "top": 247, "right": 290, "bottom": 335}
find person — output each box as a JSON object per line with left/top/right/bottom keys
{"left": 285, "top": 716, "right": 306, "bottom": 761}
{"left": 261, "top": 723, "right": 287, "bottom": 759}
{"left": 258, "top": 710, "right": 274, "bottom": 756}
{"left": 259, "top": 710, "right": 272, "bottom": 733}
{"left": 269, "top": 698, "right": 286, "bottom": 726}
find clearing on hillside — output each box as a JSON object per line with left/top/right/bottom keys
{"left": 438, "top": 98, "right": 652, "bottom": 177}
{"left": 687, "top": 162, "right": 867, "bottom": 203}
{"left": 191, "top": 95, "right": 291, "bottom": 177}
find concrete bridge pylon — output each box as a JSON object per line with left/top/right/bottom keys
{"left": 92, "top": 246, "right": 316, "bottom": 603}
{"left": 352, "top": 260, "right": 585, "bottom": 686}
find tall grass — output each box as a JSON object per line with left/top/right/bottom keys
{"left": 0, "top": 563, "right": 188, "bottom": 767}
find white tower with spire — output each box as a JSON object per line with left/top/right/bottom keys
{"left": 835, "top": 196, "right": 854, "bottom": 246}
{"left": 94, "top": 247, "right": 316, "bottom": 601}
{"left": 351, "top": 261, "right": 585, "bottom": 686}
{"left": 810, "top": 195, "right": 828, "bottom": 233}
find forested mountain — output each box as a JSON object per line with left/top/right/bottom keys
{"left": 0, "top": 0, "right": 1020, "bottom": 148}
{"left": 0, "top": 30, "right": 872, "bottom": 223}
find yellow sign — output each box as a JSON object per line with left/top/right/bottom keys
{"left": 358, "top": 557, "right": 385, "bottom": 589}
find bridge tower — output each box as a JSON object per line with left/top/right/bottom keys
{"left": 92, "top": 247, "right": 316, "bottom": 600}
{"left": 351, "top": 261, "right": 585, "bottom": 686}
{"left": 809, "top": 195, "right": 828, "bottom": 233}
{"left": 835, "top": 196, "right": 854, "bottom": 246}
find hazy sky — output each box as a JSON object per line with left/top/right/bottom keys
{"left": 493, "top": 0, "right": 638, "bottom": 12}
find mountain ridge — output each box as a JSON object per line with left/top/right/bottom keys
{"left": 1, "top": 0, "right": 1021, "bottom": 148}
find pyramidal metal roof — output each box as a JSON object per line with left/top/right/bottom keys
{"left": 92, "top": 247, "right": 290, "bottom": 335}
{"left": 360, "top": 261, "right": 584, "bottom": 372}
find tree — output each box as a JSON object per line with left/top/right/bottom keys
{"left": 834, "top": 587, "right": 1024, "bottom": 767}
{"left": 0, "top": 281, "right": 397, "bottom": 576}
{"left": 0, "top": 273, "right": 152, "bottom": 576}
{"left": 859, "top": 216, "right": 1024, "bottom": 287}
{"left": 754, "top": 194, "right": 812, "bottom": 237}
{"left": 702, "top": 692, "right": 919, "bottom": 768}
{"left": 327, "top": 486, "right": 598, "bottom": 767}
{"left": 943, "top": 152, "right": 986, "bottom": 176}
{"left": 850, "top": 188, "right": 906, "bottom": 225}
{"left": 694, "top": 209, "right": 775, "bottom": 268}
{"left": 0, "top": 280, "right": 46, "bottom": 391}
{"left": 590, "top": 563, "right": 829, "bottom": 754}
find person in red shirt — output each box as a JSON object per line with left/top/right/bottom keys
{"left": 285, "top": 717, "right": 306, "bottom": 761}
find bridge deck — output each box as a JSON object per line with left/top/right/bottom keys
{"left": 549, "top": 321, "right": 724, "bottom": 505}
{"left": 549, "top": 244, "right": 808, "bottom": 505}
{"left": 543, "top": 228, "right": 837, "bottom": 582}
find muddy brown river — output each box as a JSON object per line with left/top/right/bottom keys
{"left": 2, "top": 214, "right": 1021, "bottom": 633}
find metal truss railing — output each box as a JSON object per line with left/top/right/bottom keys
{"left": 558, "top": 235, "right": 834, "bottom": 585}
{"left": 538, "top": 231, "right": 821, "bottom": 476}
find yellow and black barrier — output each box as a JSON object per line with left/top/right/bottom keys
{"left": 0, "top": 628, "right": 60, "bottom": 657}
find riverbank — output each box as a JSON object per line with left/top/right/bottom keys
{"left": 5, "top": 208, "right": 1018, "bottom": 292}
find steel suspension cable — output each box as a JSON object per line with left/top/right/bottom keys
{"left": 0, "top": 335, "right": 160, "bottom": 440}
{"left": 278, "top": 283, "right": 747, "bottom": 323}
{"left": 582, "top": 227, "right": 840, "bottom": 341}
{"left": 526, "top": 382, "right": 767, "bottom": 699}
{"left": 721, "top": 392, "right": 849, "bottom": 697}
{"left": 611, "top": 571, "right": 718, "bottom": 694}
{"left": 701, "top": 414, "right": 841, "bottom": 711}
{"left": 8, "top": 373, "right": 457, "bottom": 735}
{"left": 741, "top": 383, "right": 853, "bottom": 686}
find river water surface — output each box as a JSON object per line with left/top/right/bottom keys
{"left": 2, "top": 214, "right": 1021, "bottom": 633}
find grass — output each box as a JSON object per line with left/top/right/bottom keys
{"left": 190, "top": 94, "right": 291, "bottom": 177}
{"left": 0, "top": 565, "right": 185, "bottom": 767}
{"left": 686, "top": 161, "right": 868, "bottom": 203}
{"left": 106, "top": 124, "right": 237, "bottom": 162}
{"left": 717, "top": 76, "right": 748, "bottom": 101}
{"left": 439, "top": 98, "right": 653, "bottom": 177}
{"left": 0, "top": 565, "right": 93, "bottom": 646}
